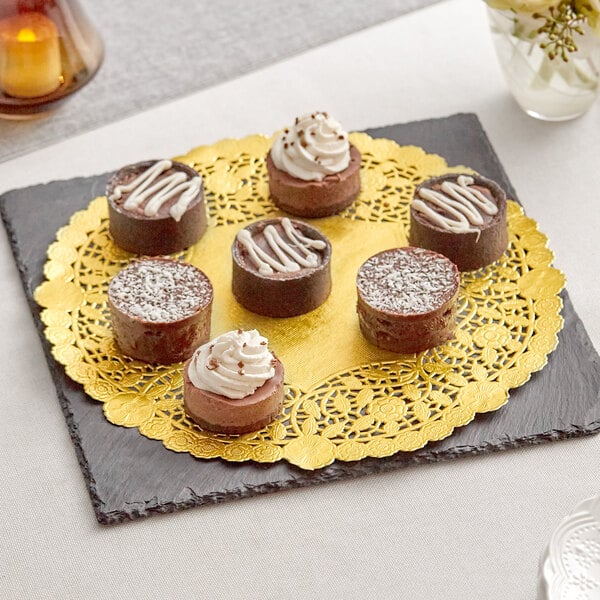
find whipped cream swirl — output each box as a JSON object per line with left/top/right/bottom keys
{"left": 270, "top": 112, "right": 350, "bottom": 181}
{"left": 187, "top": 330, "right": 275, "bottom": 399}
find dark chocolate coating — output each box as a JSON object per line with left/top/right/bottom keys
{"left": 107, "top": 160, "right": 207, "bottom": 256}
{"left": 267, "top": 144, "right": 361, "bottom": 218}
{"left": 409, "top": 173, "right": 508, "bottom": 272}
{"left": 356, "top": 247, "right": 460, "bottom": 354}
{"left": 231, "top": 218, "right": 332, "bottom": 317}
{"left": 108, "top": 258, "right": 213, "bottom": 364}
{"left": 357, "top": 290, "right": 459, "bottom": 354}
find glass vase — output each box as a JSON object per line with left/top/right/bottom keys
{"left": 487, "top": 6, "right": 600, "bottom": 121}
{"left": 0, "top": 0, "right": 104, "bottom": 119}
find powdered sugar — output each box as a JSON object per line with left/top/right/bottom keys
{"left": 109, "top": 259, "right": 212, "bottom": 322}
{"left": 357, "top": 247, "right": 459, "bottom": 314}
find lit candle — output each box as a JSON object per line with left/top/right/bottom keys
{"left": 0, "top": 12, "right": 62, "bottom": 98}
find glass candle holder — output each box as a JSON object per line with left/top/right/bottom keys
{"left": 0, "top": 0, "right": 103, "bottom": 119}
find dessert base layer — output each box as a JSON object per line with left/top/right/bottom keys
{"left": 108, "top": 200, "right": 207, "bottom": 256}
{"left": 357, "top": 293, "right": 459, "bottom": 353}
{"left": 109, "top": 303, "right": 212, "bottom": 364}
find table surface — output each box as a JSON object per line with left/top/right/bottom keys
{"left": 0, "top": 0, "right": 440, "bottom": 162}
{"left": 1, "top": 0, "right": 599, "bottom": 598}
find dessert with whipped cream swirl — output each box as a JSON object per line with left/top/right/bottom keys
{"left": 183, "top": 329, "right": 285, "bottom": 434}
{"left": 409, "top": 173, "right": 508, "bottom": 271}
{"left": 231, "top": 217, "right": 332, "bottom": 317}
{"left": 108, "top": 257, "right": 213, "bottom": 364}
{"left": 107, "top": 159, "right": 207, "bottom": 255}
{"left": 266, "top": 111, "right": 361, "bottom": 218}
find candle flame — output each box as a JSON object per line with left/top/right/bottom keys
{"left": 17, "top": 28, "right": 38, "bottom": 43}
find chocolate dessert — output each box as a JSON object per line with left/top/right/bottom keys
{"left": 267, "top": 112, "right": 361, "bottom": 218}
{"left": 107, "top": 159, "right": 207, "bottom": 255}
{"left": 356, "top": 247, "right": 460, "bottom": 354}
{"left": 184, "top": 329, "right": 285, "bottom": 435}
{"left": 409, "top": 173, "right": 507, "bottom": 271}
{"left": 108, "top": 258, "right": 213, "bottom": 364}
{"left": 231, "top": 217, "right": 332, "bottom": 317}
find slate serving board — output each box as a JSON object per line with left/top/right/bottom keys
{"left": 2, "top": 113, "right": 600, "bottom": 525}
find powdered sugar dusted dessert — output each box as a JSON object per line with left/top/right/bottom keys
{"left": 232, "top": 217, "right": 332, "bottom": 317}
{"left": 356, "top": 247, "right": 460, "bottom": 353}
{"left": 266, "top": 111, "right": 361, "bottom": 218}
{"left": 108, "top": 257, "right": 213, "bottom": 364}
{"left": 183, "top": 329, "right": 285, "bottom": 434}
{"left": 409, "top": 173, "right": 507, "bottom": 271}
{"left": 107, "top": 159, "right": 207, "bottom": 255}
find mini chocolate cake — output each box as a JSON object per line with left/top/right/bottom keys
{"left": 107, "top": 159, "right": 207, "bottom": 255}
{"left": 267, "top": 111, "right": 361, "bottom": 218}
{"left": 356, "top": 247, "right": 460, "bottom": 354}
{"left": 232, "top": 217, "right": 332, "bottom": 317}
{"left": 184, "top": 329, "right": 285, "bottom": 435}
{"left": 108, "top": 258, "right": 213, "bottom": 364}
{"left": 409, "top": 173, "right": 507, "bottom": 271}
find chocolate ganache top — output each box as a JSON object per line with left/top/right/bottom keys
{"left": 234, "top": 217, "right": 330, "bottom": 279}
{"left": 412, "top": 174, "right": 500, "bottom": 233}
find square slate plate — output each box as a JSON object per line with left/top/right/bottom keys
{"left": 2, "top": 113, "right": 600, "bottom": 525}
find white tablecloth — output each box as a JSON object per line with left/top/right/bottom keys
{"left": 1, "top": 1, "right": 598, "bottom": 598}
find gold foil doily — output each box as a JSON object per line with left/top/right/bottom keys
{"left": 34, "top": 133, "right": 565, "bottom": 470}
